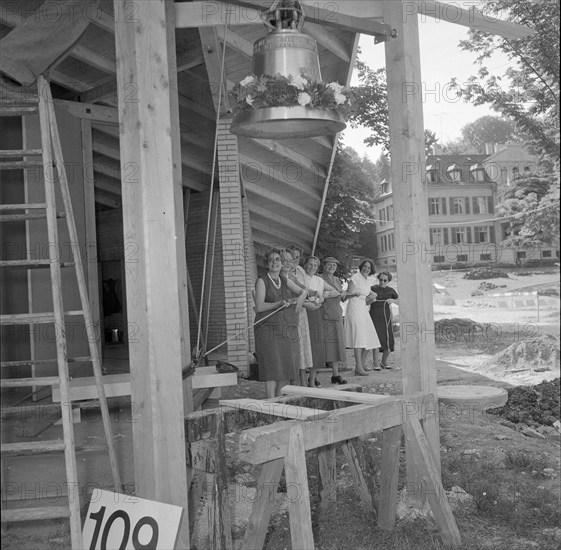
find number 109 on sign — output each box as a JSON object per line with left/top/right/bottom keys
{"left": 82, "top": 490, "right": 183, "bottom": 550}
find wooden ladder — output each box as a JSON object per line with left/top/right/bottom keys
{"left": 0, "top": 75, "right": 121, "bottom": 548}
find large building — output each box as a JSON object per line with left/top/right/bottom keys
{"left": 374, "top": 144, "right": 559, "bottom": 269}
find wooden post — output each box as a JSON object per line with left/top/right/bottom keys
{"left": 383, "top": 0, "right": 441, "bottom": 501}
{"left": 114, "top": 1, "right": 189, "bottom": 545}
{"left": 378, "top": 425, "right": 403, "bottom": 529}
{"left": 285, "top": 424, "right": 315, "bottom": 550}
{"left": 317, "top": 444, "right": 337, "bottom": 504}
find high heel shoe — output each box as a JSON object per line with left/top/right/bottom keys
{"left": 354, "top": 369, "right": 369, "bottom": 376}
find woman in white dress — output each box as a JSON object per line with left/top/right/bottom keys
{"left": 345, "top": 259, "right": 380, "bottom": 375}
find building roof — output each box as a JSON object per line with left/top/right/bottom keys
{"left": 426, "top": 154, "right": 492, "bottom": 184}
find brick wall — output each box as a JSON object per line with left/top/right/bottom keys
{"left": 216, "top": 120, "right": 249, "bottom": 370}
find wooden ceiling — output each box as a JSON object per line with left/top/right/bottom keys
{"left": 0, "top": 0, "right": 362, "bottom": 254}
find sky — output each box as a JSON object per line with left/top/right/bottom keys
{"left": 341, "top": 14, "right": 511, "bottom": 162}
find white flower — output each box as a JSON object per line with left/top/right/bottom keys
{"left": 334, "top": 92, "right": 347, "bottom": 105}
{"left": 297, "top": 92, "right": 312, "bottom": 106}
{"left": 328, "top": 82, "right": 344, "bottom": 94}
{"left": 240, "top": 75, "right": 256, "bottom": 87}
{"left": 245, "top": 95, "right": 254, "bottom": 105}
{"left": 289, "top": 74, "right": 308, "bottom": 90}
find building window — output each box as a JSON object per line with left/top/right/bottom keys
{"left": 480, "top": 254, "right": 492, "bottom": 261}
{"left": 429, "top": 198, "right": 441, "bottom": 215}
{"left": 389, "top": 233, "right": 394, "bottom": 250}
{"left": 453, "top": 197, "right": 465, "bottom": 214}
{"left": 470, "top": 164, "right": 486, "bottom": 182}
{"left": 517, "top": 251, "right": 526, "bottom": 259}
{"left": 447, "top": 164, "right": 462, "bottom": 182}
{"left": 542, "top": 250, "right": 552, "bottom": 258}
{"left": 474, "top": 197, "right": 488, "bottom": 214}
{"left": 434, "top": 255, "right": 445, "bottom": 263}
{"left": 457, "top": 254, "right": 468, "bottom": 262}
{"left": 427, "top": 166, "right": 439, "bottom": 183}
{"left": 430, "top": 227, "right": 445, "bottom": 245}
{"left": 379, "top": 209, "right": 386, "bottom": 223}
{"left": 387, "top": 205, "right": 394, "bottom": 221}
{"left": 453, "top": 227, "right": 467, "bottom": 244}
{"left": 475, "top": 226, "right": 490, "bottom": 243}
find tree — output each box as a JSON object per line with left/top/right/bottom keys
{"left": 497, "top": 172, "right": 560, "bottom": 247}
{"left": 451, "top": 0, "right": 560, "bottom": 162}
{"left": 460, "top": 116, "right": 517, "bottom": 153}
{"left": 316, "top": 147, "right": 378, "bottom": 269}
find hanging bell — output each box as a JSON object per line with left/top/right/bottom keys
{"left": 230, "top": 0, "right": 346, "bottom": 139}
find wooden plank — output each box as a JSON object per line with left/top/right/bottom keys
{"left": 239, "top": 401, "right": 415, "bottom": 465}
{"left": 303, "top": 21, "right": 351, "bottom": 62}
{"left": 81, "top": 119, "right": 102, "bottom": 364}
{"left": 55, "top": 100, "right": 118, "bottom": 124}
{"left": 285, "top": 424, "right": 314, "bottom": 550}
{"left": 51, "top": 369, "right": 236, "bottom": 402}
{"left": 114, "top": 4, "right": 189, "bottom": 543}
{"left": 341, "top": 440, "right": 374, "bottom": 512}
{"left": 1, "top": 506, "right": 70, "bottom": 522}
{"left": 198, "top": 26, "right": 230, "bottom": 115}
{"left": 220, "top": 398, "right": 331, "bottom": 421}
{"left": 317, "top": 444, "right": 337, "bottom": 504}
{"left": 281, "top": 385, "right": 393, "bottom": 404}
{"left": 216, "top": 27, "right": 252, "bottom": 59}
{"left": 404, "top": 418, "right": 461, "bottom": 548}
{"left": 382, "top": 0, "right": 441, "bottom": 497}
{"left": 378, "top": 425, "right": 403, "bottom": 530}
{"left": 242, "top": 458, "right": 284, "bottom": 549}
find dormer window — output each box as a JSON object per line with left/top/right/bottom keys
{"left": 447, "top": 163, "right": 461, "bottom": 183}
{"left": 426, "top": 164, "right": 439, "bottom": 183}
{"left": 469, "top": 164, "right": 486, "bottom": 182}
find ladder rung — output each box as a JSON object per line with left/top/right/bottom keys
{"left": 0, "top": 149, "right": 42, "bottom": 158}
{"left": 0, "top": 260, "right": 75, "bottom": 269}
{"left": 1, "top": 440, "right": 65, "bottom": 456}
{"left": 0, "top": 160, "right": 44, "bottom": 170}
{"left": 0, "top": 212, "right": 47, "bottom": 222}
{"left": 0, "top": 310, "right": 84, "bottom": 325}
{"left": 0, "top": 105, "right": 39, "bottom": 117}
{"left": 1, "top": 356, "right": 92, "bottom": 368}
{"left": 1, "top": 506, "right": 70, "bottom": 522}
{"left": 0, "top": 203, "right": 47, "bottom": 210}
{"left": 0, "top": 376, "right": 60, "bottom": 388}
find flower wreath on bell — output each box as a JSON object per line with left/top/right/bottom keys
{"left": 232, "top": 73, "right": 352, "bottom": 117}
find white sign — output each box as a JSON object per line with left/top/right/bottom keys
{"left": 82, "top": 490, "right": 183, "bottom": 550}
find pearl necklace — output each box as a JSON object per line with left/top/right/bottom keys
{"left": 267, "top": 272, "right": 281, "bottom": 290}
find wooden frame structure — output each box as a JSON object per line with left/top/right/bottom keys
{"left": 0, "top": 1, "right": 534, "bottom": 548}
{"left": 187, "top": 386, "right": 460, "bottom": 549}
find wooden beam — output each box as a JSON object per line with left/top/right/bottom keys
{"left": 216, "top": 27, "right": 252, "bottom": 59}
{"left": 175, "top": 1, "right": 263, "bottom": 28}
{"left": 238, "top": 400, "right": 423, "bottom": 464}
{"left": 198, "top": 26, "right": 230, "bottom": 115}
{"left": 415, "top": 1, "right": 535, "bottom": 39}
{"left": 285, "top": 425, "right": 314, "bottom": 550}
{"left": 382, "top": 0, "right": 441, "bottom": 502}
{"left": 377, "top": 425, "right": 403, "bottom": 530}
{"left": 113, "top": 2, "right": 189, "bottom": 545}
{"left": 405, "top": 417, "right": 462, "bottom": 548}
{"left": 303, "top": 21, "right": 351, "bottom": 62}
{"left": 220, "top": 398, "right": 331, "bottom": 421}
{"left": 176, "top": 49, "right": 206, "bottom": 72}
{"left": 243, "top": 180, "right": 317, "bottom": 224}
{"left": 249, "top": 203, "right": 315, "bottom": 239}
{"left": 54, "top": 100, "right": 118, "bottom": 124}
{"left": 239, "top": 153, "right": 323, "bottom": 201}
{"left": 250, "top": 139, "right": 327, "bottom": 179}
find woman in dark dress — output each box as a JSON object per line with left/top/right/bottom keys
{"left": 369, "top": 271, "right": 398, "bottom": 369}
{"left": 254, "top": 247, "right": 307, "bottom": 398}
{"left": 320, "top": 256, "right": 348, "bottom": 384}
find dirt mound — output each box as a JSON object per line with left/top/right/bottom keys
{"left": 463, "top": 268, "right": 510, "bottom": 280}
{"left": 491, "top": 378, "right": 560, "bottom": 427}
{"left": 489, "top": 334, "right": 560, "bottom": 374}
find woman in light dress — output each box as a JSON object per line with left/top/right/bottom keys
{"left": 344, "top": 259, "right": 380, "bottom": 375}
{"left": 284, "top": 245, "right": 314, "bottom": 386}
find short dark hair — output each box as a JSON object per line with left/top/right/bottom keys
{"left": 358, "top": 259, "right": 376, "bottom": 274}
{"left": 378, "top": 271, "right": 392, "bottom": 282}
{"left": 263, "top": 247, "right": 283, "bottom": 266}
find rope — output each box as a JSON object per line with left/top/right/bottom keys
{"left": 196, "top": 18, "right": 231, "bottom": 354}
